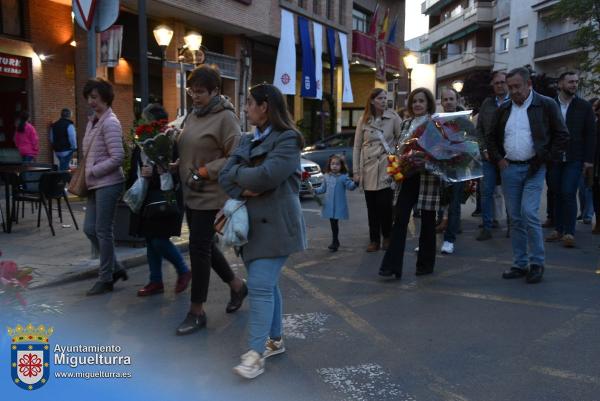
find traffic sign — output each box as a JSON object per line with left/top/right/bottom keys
{"left": 73, "top": 0, "right": 97, "bottom": 31}
{"left": 74, "top": 0, "right": 119, "bottom": 32}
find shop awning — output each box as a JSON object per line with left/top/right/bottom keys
{"left": 431, "top": 24, "right": 479, "bottom": 49}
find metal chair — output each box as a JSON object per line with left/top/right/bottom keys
{"left": 38, "top": 172, "right": 78, "bottom": 236}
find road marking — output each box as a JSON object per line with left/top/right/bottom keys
{"left": 317, "top": 363, "right": 417, "bottom": 401}
{"left": 302, "top": 208, "right": 321, "bottom": 213}
{"left": 283, "top": 268, "right": 393, "bottom": 347}
{"left": 283, "top": 312, "right": 330, "bottom": 340}
{"left": 535, "top": 313, "right": 597, "bottom": 345}
{"left": 423, "top": 288, "right": 581, "bottom": 312}
{"left": 284, "top": 267, "right": 470, "bottom": 401}
{"left": 530, "top": 366, "right": 600, "bottom": 385}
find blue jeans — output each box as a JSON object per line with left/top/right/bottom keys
{"left": 56, "top": 151, "right": 73, "bottom": 171}
{"left": 246, "top": 256, "right": 288, "bottom": 354}
{"left": 548, "top": 161, "right": 583, "bottom": 235}
{"left": 501, "top": 164, "right": 546, "bottom": 268}
{"left": 444, "top": 182, "right": 464, "bottom": 243}
{"left": 578, "top": 175, "right": 594, "bottom": 221}
{"left": 481, "top": 160, "right": 498, "bottom": 230}
{"left": 83, "top": 183, "right": 124, "bottom": 283}
{"left": 146, "top": 237, "right": 189, "bottom": 283}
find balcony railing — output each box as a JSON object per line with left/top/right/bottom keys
{"left": 420, "top": 4, "right": 494, "bottom": 50}
{"left": 534, "top": 30, "right": 580, "bottom": 59}
{"left": 351, "top": 30, "right": 402, "bottom": 72}
{"left": 436, "top": 47, "right": 493, "bottom": 79}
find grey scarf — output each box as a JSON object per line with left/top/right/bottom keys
{"left": 192, "top": 95, "right": 223, "bottom": 117}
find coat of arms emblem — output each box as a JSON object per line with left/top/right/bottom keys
{"left": 8, "top": 323, "right": 53, "bottom": 390}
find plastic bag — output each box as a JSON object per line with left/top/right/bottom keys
{"left": 123, "top": 176, "right": 149, "bottom": 214}
{"left": 222, "top": 199, "right": 249, "bottom": 248}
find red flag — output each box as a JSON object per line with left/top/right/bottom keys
{"left": 368, "top": 3, "right": 380, "bottom": 36}
{"left": 378, "top": 8, "right": 390, "bottom": 41}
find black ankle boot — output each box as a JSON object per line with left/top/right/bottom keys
{"left": 328, "top": 239, "right": 339, "bottom": 251}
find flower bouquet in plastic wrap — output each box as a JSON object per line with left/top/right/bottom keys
{"left": 387, "top": 111, "right": 482, "bottom": 184}
{"left": 123, "top": 119, "right": 177, "bottom": 213}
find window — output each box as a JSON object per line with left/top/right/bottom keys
{"left": 298, "top": 0, "right": 306, "bottom": 9}
{"left": 499, "top": 32, "right": 509, "bottom": 52}
{"left": 517, "top": 26, "right": 528, "bottom": 47}
{"left": 352, "top": 9, "right": 368, "bottom": 32}
{"left": 338, "top": 0, "right": 345, "bottom": 24}
{"left": 0, "top": 0, "right": 24, "bottom": 37}
{"left": 313, "top": 0, "right": 320, "bottom": 15}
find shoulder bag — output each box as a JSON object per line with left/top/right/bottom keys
{"left": 67, "top": 132, "right": 97, "bottom": 197}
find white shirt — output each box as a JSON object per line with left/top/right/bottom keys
{"left": 504, "top": 90, "right": 536, "bottom": 161}
{"left": 558, "top": 95, "right": 572, "bottom": 121}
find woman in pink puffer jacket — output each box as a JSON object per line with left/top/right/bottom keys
{"left": 13, "top": 111, "right": 39, "bottom": 162}
{"left": 80, "top": 77, "right": 128, "bottom": 296}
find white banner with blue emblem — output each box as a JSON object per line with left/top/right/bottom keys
{"left": 273, "top": 9, "right": 296, "bottom": 95}
{"left": 338, "top": 32, "right": 354, "bottom": 103}
{"left": 313, "top": 22, "right": 323, "bottom": 100}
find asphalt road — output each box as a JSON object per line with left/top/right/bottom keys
{"left": 3, "top": 190, "right": 600, "bottom": 401}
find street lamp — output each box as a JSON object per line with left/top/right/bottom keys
{"left": 153, "top": 25, "right": 204, "bottom": 117}
{"left": 452, "top": 79, "right": 464, "bottom": 94}
{"left": 403, "top": 53, "right": 418, "bottom": 94}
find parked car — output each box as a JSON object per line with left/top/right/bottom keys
{"left": 301, "top": 133, "right": 355, "bottom": 175}
{"left": 300, "top": 157, "right": 324, "bottom": 196}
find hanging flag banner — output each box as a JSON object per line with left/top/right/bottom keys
{"left": 99, "top": 25, "right": 123, "bottom": 67}
{"left": 273, "top": 9, "right": 296, "bottom": 95}
{"left": 313, "top": 22, "right": 323, "bottom": 100}
{"left": 375, "top": 40, "right": 386, "bottom": 82}
{"left": 338, "top": 32, "right": 354, "bottom": 103}
{"left": 326, "top": 27, "right": 336, "bottom": 97}
{"left": 298, "top": 16, "right": 316, "bottom": 98}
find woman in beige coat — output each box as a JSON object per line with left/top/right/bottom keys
{"left": 353, "top": 88, "right": 403, "bottom": 252}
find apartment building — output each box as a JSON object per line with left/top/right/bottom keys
{"left": 494, "top": 0, "right": 586, "bottom": 78}
{"left": 419, "top": 0, "right": 495, "bottom": 96}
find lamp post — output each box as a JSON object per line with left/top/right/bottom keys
{"left": 153, "top": 25, "right": 203, "bottom": 117}
{"left": 403, "top": 53, "right": 418, "bottom": 96}
{"left": 451, "top": 79, "right": 464, "bottom": 94}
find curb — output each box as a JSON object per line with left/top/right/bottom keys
{"left": 30, "top": 240, "right": 189, "bottom": 290}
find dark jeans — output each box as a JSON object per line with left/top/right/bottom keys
{"left": 549, "top": 161, "right": 583, "bottom": 235}
{"left": 481, "top": 160, "right": 498, "bottom": 230}
{"left": 56, "top": 151, "right": 74, "bottom": 171}
{"left": 380, "top": 174, "right": 436, "bottom": 276}
{"left": 146, "top": 237, "right": 189, "bottom": 283}
{"left": 594, "top": 178, "right": 600, "bottom": 217}
{"left": 444, "top": 182, "right": 464, "bottom": 243}
{"left": 545, "top": 168, "right": 554, "bottom": 220}
{"left": 364, "top": 188, "right": 393, "bottom": 243}
{"left": 186, "top": 208, "right": 235, "bottom": 304}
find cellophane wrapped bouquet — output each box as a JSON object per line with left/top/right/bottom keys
{"left": 387, "top": 111, "right": 483, "bottom": 183}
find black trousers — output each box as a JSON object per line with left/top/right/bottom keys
{"left": 380, "top": 174, "right": 436, "bottom": 276}
{"left": 594, "top": 178, "right": 600, "bottom": 217}
{"left": 364, "top": 188, "right": 393, "bottom": 243}
{"left": 330, "top": 218, "right": 339, "bottom": 241}
{"left": 546, "top": 168, "right": 554, "bottom": 220}
{"left": 186, "top": 208, "right": 235, "bottom": 304}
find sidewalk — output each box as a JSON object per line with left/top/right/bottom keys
{"left": 0, "top": 198, "right": 189, "bottom": 289}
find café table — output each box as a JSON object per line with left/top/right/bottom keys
{"left": 0, "top": 164, "right": 53, "bottom": 233}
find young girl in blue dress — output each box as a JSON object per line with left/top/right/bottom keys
{"left": 314, "top": 155, "right": 357, "bottom": 251}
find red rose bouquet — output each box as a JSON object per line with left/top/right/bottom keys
{"left": 387, "top": 111, "right": 483, "bottom": 183}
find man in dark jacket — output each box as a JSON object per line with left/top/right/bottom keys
{"left": 545, "top": 72, "right": 596, "bottom": 248}
{"left": 49, "top": 108, "right": 77, "bottom": 171}
{"left": 487, "top": 67, "right": 569, "bottom": 284}
{"left": 475, "top": 71, "right": 510, "bottom": 241}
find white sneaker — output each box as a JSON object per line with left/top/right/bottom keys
{"left": 414, "top": 246, "right": 419, "bottom": 252}
{"left": 441, "top": 241, "right": 454, "bottom": 254}
{"left": 263, "top": 338, "right": 285, "bottom": 359}
{"left": 233, "top": 350, "right": 265, "bottom": 379}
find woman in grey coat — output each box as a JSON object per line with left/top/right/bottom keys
{"left": 219, "top": 83, "right": 307, "bottom": 379}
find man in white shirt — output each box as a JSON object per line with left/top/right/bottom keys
{"left": 487, "top": 67, "right": 569, "bottom": 284}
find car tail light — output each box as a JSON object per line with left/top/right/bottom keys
{"left": 301, "top": 171, "right": 311, "bottom": 181}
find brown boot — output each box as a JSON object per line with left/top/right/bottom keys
{"left": 562, "top": 234, "right": 576, "bottom": 248}
{"left": 366, "top": 242, "right": 380, "bottom": 252}
{"left": 541, "top": 219, "right": 554, "bottom": 228}
{"left": 545, "top": 230, "right": 563, "bottom": 242}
